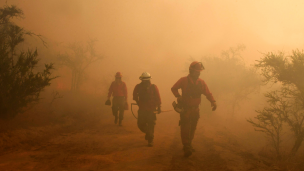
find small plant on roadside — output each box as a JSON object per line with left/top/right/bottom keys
{"left": 49, "top": 90, "right": 63, "bottom": 106}
{"left": 247, "top": 91, "right": 287, "bottom": 159}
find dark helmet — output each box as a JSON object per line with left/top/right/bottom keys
{"left": 189, "top": 61, "right": 204, "bottom": 72}
{"left": 115, "top": 72, "right": 122, "bottom": 78}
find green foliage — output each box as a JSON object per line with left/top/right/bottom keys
{"left": 249, "top": 50, "right": 304, "bottom": 157}
{"left": 256, "top": 50, "right": 304, "bottom": 95}
{"left": 0, "top": 5, "right": 23, "bottom": 24}
{"left": 0, "top": 5, "right": 55, "bottom": 119}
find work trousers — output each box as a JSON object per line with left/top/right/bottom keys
{"left": 137, "top": 110, "right": 156, "bottom": 142}
{"left": 179, "top": 107, "right": 200, "bottom": 148}
{"left": 112, "top": 96, "right": 125, "bottom": 121}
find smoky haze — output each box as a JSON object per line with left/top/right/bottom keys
{"left": 4, "top": 0, "right": 304, "bottom": 109}
{"left": 1, "top": 0, "right": 304, "bottom": 170}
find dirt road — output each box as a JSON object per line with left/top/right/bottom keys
{"left": 0, "top": 108, "right": 274, "bottom": 171}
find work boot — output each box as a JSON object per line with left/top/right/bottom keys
{"left": 183, "top": 145, "right": 192, "bottom": 157}
{"left": 190, "top": 144, "right": 195, "bottom": 152}
{"left": 183, "top": 145, "right": 195, "bottom": 152}
{"left": 145, "top": 134, "right": 148, "bottom": 140}
{"left": 148, "top": 140, "right": 153, "bottom": 147}
{"left": 114, "top": 117, "right": 118, "bottom": 124}
{"left": 184, "top": 149, "right": 192, "bottom": 157}
{"left": 119, "top": 120, "right": 122, "bottom": 126}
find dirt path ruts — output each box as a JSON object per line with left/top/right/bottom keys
{"left": 0, "top": 111, "right": 272, "bottom": 171}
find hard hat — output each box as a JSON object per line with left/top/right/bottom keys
{"left": 172, "top": 101, "right": 184, "bottom": 114}
{"left": 115, "top": 72, "right": 122, "bottom": 78}
{"left": 139, "top": 72, "right": 151, "bottom": 80}
{"left": 189, "top": 61, "right": 205, "bottom": 72}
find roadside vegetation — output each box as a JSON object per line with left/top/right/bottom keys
{"left": 0, "top": 5, "right": 56, "bottom": 119}
{"left": 248, "top": 50, "right": 304, "bottom": 168}
{"left": 2, "top": 3, "right": 304, "bottom": 171}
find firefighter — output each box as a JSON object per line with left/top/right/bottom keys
{"left": 133, "top": 72, "right": 161, "bottom": 147}
{"left": 107, "top": 72, "right": 128, "bottom": 126}
{"left": 171, "top": 61, "right": 217, "bottom": 157}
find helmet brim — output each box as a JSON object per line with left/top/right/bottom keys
{"left": 139, "top": 77, "right": 151, "bottom": 80}
{"left": 190, "top": 68, "right": 204, "bottom": 72}
{"left": 189, "top": 61, "right": 205, "bottom": 72}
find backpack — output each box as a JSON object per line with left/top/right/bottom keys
{"left": 138, "top": 83, "right": 156, "bottom": 102}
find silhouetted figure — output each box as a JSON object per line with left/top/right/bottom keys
{"left": 107, "top": 72, "right": 128, "bottom": 126}
{"left": 171, "top": 61, "right": 217, "bottom": 157}
{"left": 133, "top": 72, "right": 161, "bottom": 147}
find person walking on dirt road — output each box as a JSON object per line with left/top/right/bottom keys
{"left": 171, "top": 61, "right": 217, "bottom": 157}
{"left": 133, "top": 72, "right": 161, "bottom": 147}
{"left": 107, "top": 72, "right": 128, "bottom": 126}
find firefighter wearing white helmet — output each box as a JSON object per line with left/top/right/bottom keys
{"left": 133, "top": 72, "right": 161, "bottom": 147}
{"left": 139, "top": 72, "right": 152, "bottom": 80}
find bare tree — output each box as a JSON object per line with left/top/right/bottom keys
{"left": 195, "top": 45, "right": 261, "bottom": 115}
{"left": 280, "top": 86, "right": 304, "bottom": 156}
{"left": 58, "top": 39, "right": 102, "bottom": 91}
{"left": 247, "top": 91, "right": 287, "bottom": 159}
{"left": 249, "top": 50, "right": 304, "bottom": 157}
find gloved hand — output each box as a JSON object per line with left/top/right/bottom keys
{"left": 211, "top": 102, "right": 217, "bottom": 111}
{"left": 177, "top": 96, "right": 183, "bottom": 103}
{"left": 105, "top": 99, "right": 111, "bottom": 106}
{"left": 157, "top": 105, "right": 161, "bottom": 114}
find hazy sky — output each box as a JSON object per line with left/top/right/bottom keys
{"left": 2, "top": 0, "right": 303, "bottom": 63}
{"left": 2, "top": 0, "right": 304, "bottom": 107}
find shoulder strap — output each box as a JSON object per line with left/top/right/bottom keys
{"left": 150, "top": 84, "right": 158, "bottom": 100}
{"left": 151, "top": 84, "right": 156, "bottom": 94}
